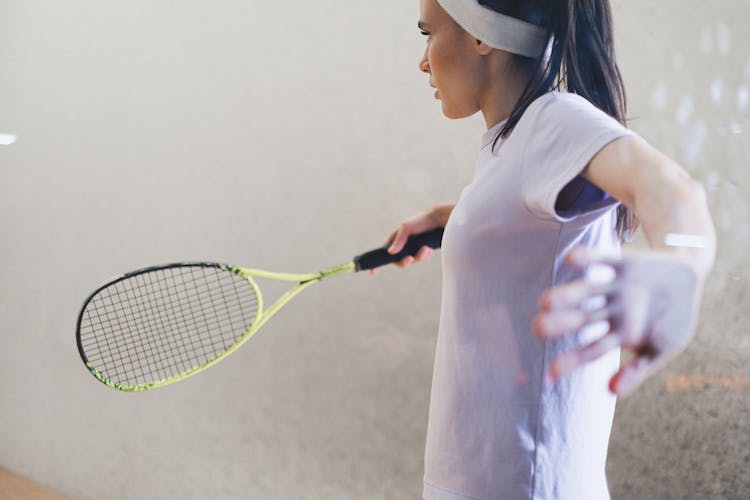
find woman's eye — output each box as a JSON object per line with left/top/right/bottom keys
{"left": 420, "top": 30, "right": 431, "bottom": 40}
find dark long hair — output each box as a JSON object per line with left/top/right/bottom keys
{"left": 478, "top": 0, "right": 637, "bottom": 241}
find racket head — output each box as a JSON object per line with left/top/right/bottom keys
{"left": 76, "top": 262, "right": 262, "bottom": 391}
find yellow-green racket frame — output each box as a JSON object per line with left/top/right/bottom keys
{"left": 81, "top": 261, "right": 355, "bottom": 392}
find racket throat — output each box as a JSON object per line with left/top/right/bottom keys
{"left": 300, "top": 261, "right": 355, "bottom": 284}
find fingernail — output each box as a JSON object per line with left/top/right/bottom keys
{"left": 540, "top": 293, "right": 551, "bottom": 309}
{"left": 532, "top": 316, "right": 545, "bottom": 338}
{"left": 567, "top": 250, "right": 579, "bottom": 265}
{"left": 545, "top": 368, "right": 557, "bottom": 385}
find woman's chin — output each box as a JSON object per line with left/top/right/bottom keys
{"left": 441, "top": 103, "right": 476, "bottom": 120}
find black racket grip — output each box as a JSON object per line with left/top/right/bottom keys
{"left": 353, "top": 227, "right": 444, "bottom": 272}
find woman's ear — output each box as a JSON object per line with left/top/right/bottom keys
{"left": 475, "top": 39, "right": 493, "bottom": 55}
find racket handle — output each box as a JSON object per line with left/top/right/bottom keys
{"left": 353, "top": 227, "right": 444, "bottom": 272}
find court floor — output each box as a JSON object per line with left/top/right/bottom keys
{"left": 0, "top": 469, "right": 69, "bottom": 500}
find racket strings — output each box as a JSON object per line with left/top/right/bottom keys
{"left": 78, "top": 265, "right": 259, "bottom": 388}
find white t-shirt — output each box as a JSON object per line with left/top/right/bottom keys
{"left": 423, "top": 91, "right": 636, "bottom": 500}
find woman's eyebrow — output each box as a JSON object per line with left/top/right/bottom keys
{"left": 418, "top": 21, "right": 431, "bottom": 30}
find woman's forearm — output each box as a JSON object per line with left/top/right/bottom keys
{"left": 583, "top": 135, "right": 717, "bottom": 284}
{"left": 430, "top": 204, "right": 456, "bottom": 227}
{"left": 633, "top": 167, "right": 716, "bottom": 284}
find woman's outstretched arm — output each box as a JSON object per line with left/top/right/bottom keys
{"left": 533, "top": 134, "right": 717, "bottom": 397}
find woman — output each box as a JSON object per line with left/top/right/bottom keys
{"left": 371, "top": 1, "right": 716, "bottom": 499}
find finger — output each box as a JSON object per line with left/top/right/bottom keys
{"left": 609, "top": 343, "right": 668, "bottom": 397}
{"left": 608, "top": 355, "right": 653, "bottom": 397}
{"left": 567, "top": 246, "right": 623, "bottom": 270}
{"left": 539, "top": 279, "right": 615, "bottom": 311}
{"left": 549, "top": 332, "right": 623, "bottom": 381}
{"left": 413, "top": 246, "right": 434, "bottom": 262}
{"left": 533, "top": 310, "right": 584, "bottom": 337}
{"left": 394, "top": 256, "right": 415, "bottom": 268}
{"left": 389, "top": 226, "right": 411, "bottom": 254}
{"left": 381, "top": 229, "right": 398, "bottom": 248}
{"left": 533, "top": 305, "right": 613, "bottom": 338}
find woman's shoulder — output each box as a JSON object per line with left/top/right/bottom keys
{"left": 519, "top": 91, "right": 626, "bottom": 136}
{"left": 528, "top": 91, "right": 602, "bottom": 117}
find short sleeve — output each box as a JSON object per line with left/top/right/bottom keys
{"left": 520, "top": 92, "right": 636, "bottom": 222}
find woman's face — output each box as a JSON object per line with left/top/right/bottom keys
{"left": 418, "top": 0, "right": 485, "bottom": 119}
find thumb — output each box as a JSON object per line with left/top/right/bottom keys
{"left": 609, "top": 355, "right": 658, "bottom": 397}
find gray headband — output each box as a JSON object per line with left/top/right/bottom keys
{"left": 437, "top": 0, "right": 548, "bottom": 58}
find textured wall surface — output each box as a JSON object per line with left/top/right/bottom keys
{"left": 0, "top": 1, "right": 747, "bottom": 499}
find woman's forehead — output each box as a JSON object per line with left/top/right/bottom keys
{"left": 420, "top": 0, "right": 459, "bottom": 29}
{"left": 420, "top": 0, "right": 447, "bottom": 22}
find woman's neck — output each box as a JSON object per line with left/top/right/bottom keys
{"left": 478, "top": 57, "right": 532, "bottom": 130}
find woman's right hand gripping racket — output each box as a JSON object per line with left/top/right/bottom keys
{"left": 76, "top": 228, "right": 443, "bottom": 391}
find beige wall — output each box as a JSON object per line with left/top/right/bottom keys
{"left": 1, "top": 1, "right": 747, "bottom": 498}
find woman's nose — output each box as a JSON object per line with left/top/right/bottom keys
{"left": 419, "top": 52, "right": 430, "bottom": 73}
